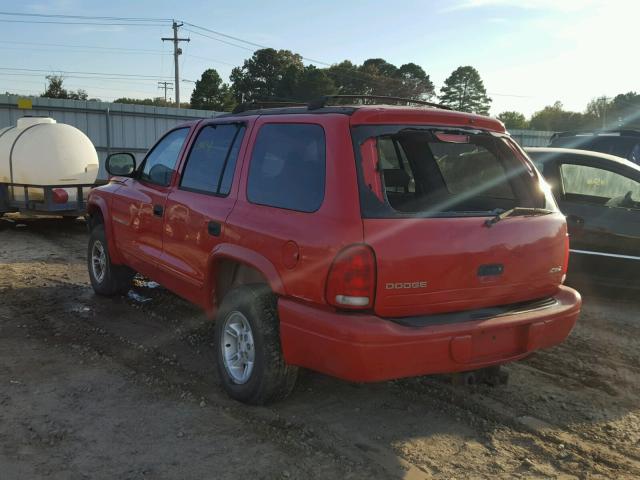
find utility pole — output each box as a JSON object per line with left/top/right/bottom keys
{"left": 162, "top": 20, "right": 190, "bottom": 107}
{"left": 157, "top": 81, "right": 173, "bottom": 102}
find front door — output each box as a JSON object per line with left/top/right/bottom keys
{"left": 555, "top": 160, "right": 640, "bottom": 284}
{"left": 161, "top": 122, "right": 247, "bottom": 305}
{"left": 110, "top": 127, "right": 191, "bottom": 275}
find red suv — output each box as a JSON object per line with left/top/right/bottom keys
{"left": 87, "top": 97, "right": 582, "bottom": 404}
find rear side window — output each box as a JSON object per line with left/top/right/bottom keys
{"left": 181, "top": 124, "right": 245, "bottom": 195}
{"left": 247, "top": 124, "right": 326, "bottom": 212}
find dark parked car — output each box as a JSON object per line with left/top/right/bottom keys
{"left": 525, "top": 147, "right": 640, "bottom": 286}
{"left": 548, "top": 130, "right": 640, "bottom": 164}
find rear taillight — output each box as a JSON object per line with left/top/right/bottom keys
{"left": 326, "top": 244, "right": 376, "bottom": 310}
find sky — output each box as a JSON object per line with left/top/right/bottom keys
{"left": 0, "top": 0, "right": 637, "bottom": 116}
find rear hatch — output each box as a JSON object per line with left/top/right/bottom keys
{"left": 352, "top": 125, "right": 566, "bottom": 318}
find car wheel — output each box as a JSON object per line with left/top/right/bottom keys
{"left": 88, "top": 224, "right": 134, "bottom": 296}
{"left": 214, "top": 284, "right": 298, "bottom": 405}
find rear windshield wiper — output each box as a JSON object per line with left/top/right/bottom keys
{"left": 484, "top": 207, "right": 553, "bottom": 227}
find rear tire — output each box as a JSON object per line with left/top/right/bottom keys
{"left": 214, "top": 284, "right": 298, "bottom": 405}
{"left": 88, "top": 224, "right": 134, "bottom": 296}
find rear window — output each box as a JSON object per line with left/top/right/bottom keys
{"left": 247, "top": 124, "right": 325, "bottom": 212}
{"left": 353, "top": 126, "right": 547, "bottom": 218}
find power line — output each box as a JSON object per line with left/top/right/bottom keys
{"left": 0, "top": 67, "right": 173, "bottom": 80}
{"left": 183, "top": 28, "right": 254, "bottom": 52}
{"left": 0, "top": 11, "right": 172, "bottom": 22}
{"left": 0, "top": 19, "right": 168, "bottom": 26}
{"left": 183, "top": 22, "right": 330, "bottom": 66}
{"left": 0, "top": 39, "right": 167, "bottom": 53}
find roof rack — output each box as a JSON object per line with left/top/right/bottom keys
{"left": 307, "top": 95, "right": 450, "bottom": 110}
{"left": 232, "top": 100, "right": 307, "bottom": 114}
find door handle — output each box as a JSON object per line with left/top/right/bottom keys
{"left": 153, "top": 204, "right": 163, "bottom": 217}
{"left": 208, "top": 221, "right": 222, "bottom": 237}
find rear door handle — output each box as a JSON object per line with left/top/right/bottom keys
{"left": 153, "top": 204, "right": 163, "bottom": 217}
{"left": 208, "top": 221, "right": 222, "bottom": 237}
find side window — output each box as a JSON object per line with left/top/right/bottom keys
{"left": 180, "top": 124, "right": 245, "bottom": 195}
{"left": 378, "top": 137, "right": 415, "bottom": 194}
{"left": 247, "top": 124, "right": 326, "bottom": 212}
{"left": 561, "top": 163, "right": 640, "bottom": 210}
{"left": 140, "top": 128, "right": 189, "bottom": 186}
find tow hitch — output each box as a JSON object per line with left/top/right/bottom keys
{"left": 450, "top": 366, "right": 509, "bottom": 386}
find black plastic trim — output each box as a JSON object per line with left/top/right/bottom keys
{"left": 388, "top": 297, "right": 558, "bottom": 328}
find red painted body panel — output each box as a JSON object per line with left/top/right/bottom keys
{"left": 87, "top": 105, "right": 581, "bottom": 384}
{"left": 365, "top": 214, "right": 568, "bottom": 317}
{"left": 224, "top": 114, "right": 364, "bottom": 305}
{"left": 279, "top": 286, "right": 581, "bottom": 382}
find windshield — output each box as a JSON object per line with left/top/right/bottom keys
{"left": 353, "top": 126, "right": 554, "bottom": 218}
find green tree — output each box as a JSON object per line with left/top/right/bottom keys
{"left": 42, "top": 75, "right": 88, "bottom": 100}
{"left": 42, "top": 75, "right": 67, "bottom": 99}
{"left": 327, "top": 60, "right": 369, "bottom": 95}
{"left": 113, "top": 97, "right": 189, "bottom": 108}
{"left": 327, "top": 59, "right": 434, "bottom": 100}
{"left": 439, "top": 66, "right": 491, "bottom": 114}
{"left": 394, "top": 63, "right": 435, "bottom": 100}
{"left": 497, "top": 111, "right": 528, "bottom": 129}
{"left": 190, "top": 68, "right": 236, "bottom": 111}
{"left": 585, "top": 96, "right": 611, "bottom": 128}
{"left": 529, "top": 101, "right": 589, "bottom": 131}
{"left": 230, "top": 48, "right": 304, "bottom": 103}
{"left": 287, "top": 65, "right": 337, "bottom": 101}
{"left": 608, "top": 92, "right": 640, "bottom": 129}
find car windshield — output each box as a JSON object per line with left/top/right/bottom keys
{"left": 353, "top": 126, "right": 550, "bottom": 217}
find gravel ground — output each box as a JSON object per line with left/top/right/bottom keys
{"left": 0, "top": 216, "right": 639, "bottom": 479}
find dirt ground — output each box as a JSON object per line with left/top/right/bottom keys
{"left": 1, "top": 216, "right": 639, "bottom": 480}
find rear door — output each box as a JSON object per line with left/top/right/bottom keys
{"left": 353, "top": 126, "right": 566, "bottom": 318}
{"left": 554, "top": 157, "right": 640, "bottom": 283}
{"left": 160, "top": 122, "right": 247, "bottom": 303}
{"left": 110, "top": 127, "right": 191, "bottom": 274}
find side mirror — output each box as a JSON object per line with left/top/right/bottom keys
{"left": 106, "top": 152, "right": 137, "bottom": 177}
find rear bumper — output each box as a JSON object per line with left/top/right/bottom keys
{"left": 279, "top": 285, "right": 581, "bottom": 382}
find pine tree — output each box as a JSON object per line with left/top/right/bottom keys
{"left": 439, "top": 66, "right": 491, "bottom": 114}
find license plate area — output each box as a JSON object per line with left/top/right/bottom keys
{"left": 472, "top": 326, "right": 526, "bottom": 361}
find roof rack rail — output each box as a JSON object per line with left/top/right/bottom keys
{"left": 307, "top": 95, "right": 451, "bottom": 111}
{"left": 232, "top": 100, "right": 307, "bottom": 114}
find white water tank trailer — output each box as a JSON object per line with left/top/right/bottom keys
{"left": 0, "top": 117, "right": 99, "bottom": 205}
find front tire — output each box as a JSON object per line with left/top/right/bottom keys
{"left": 88, "top": 224, "right": 134, "bottom": 296}
{"left": 214, "top": 284, "right": 298, "bottom": 405}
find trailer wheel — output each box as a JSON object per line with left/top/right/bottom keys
{"left": 88, "top": 224, "right": 134, "bottom": 296}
